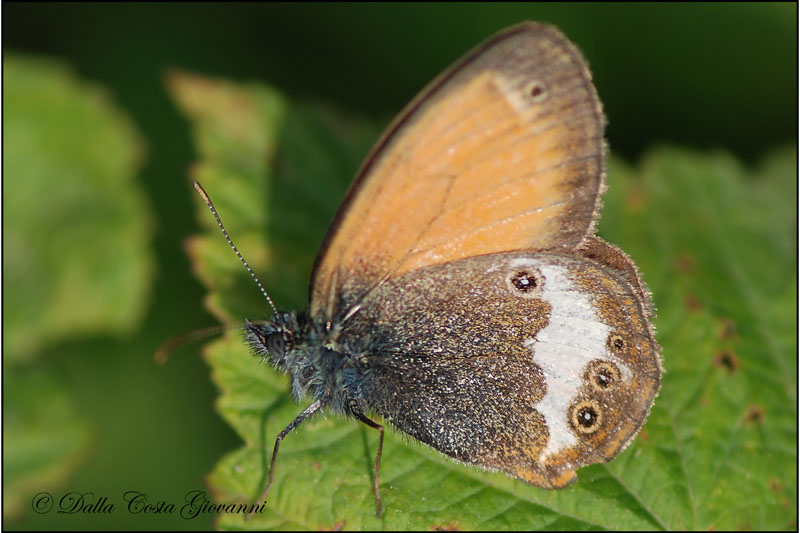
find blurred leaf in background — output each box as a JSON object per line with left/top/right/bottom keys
{"left": 2, "top": 4, "right": 795, "bottom": 163}
{"left": 3, "top": 55, "right": 153, "bottom": 517}
{"left": 171, "top": 71, "right": 796, "bottom": 530}
{"left": 4, "top": 55, "right": 152, "bottom": 362}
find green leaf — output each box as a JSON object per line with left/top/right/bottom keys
{"left": 3, "top": 369, "right": 93, "bottom": 518}
{"left": 170, "top": 71, "right": 796, "bottom": 530}
{"left": 597, "top": 147, "right": 797, "bottom": 531}
{"left": 3, "top": 55, "right": 152, "bottom": 520}
{"left": 3, "top": 54, "right": 154, "bottom": 362}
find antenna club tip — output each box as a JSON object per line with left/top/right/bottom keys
{"left": 193, "top": 180, "right": 211, "bottom": 203}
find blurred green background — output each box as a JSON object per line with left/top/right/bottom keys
{"left": 3, "top": 3, "right": 796, "bottom": 530}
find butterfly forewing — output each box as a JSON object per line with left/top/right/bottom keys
{"left": 310, "top": 22, "right": 606, "bottom": 320}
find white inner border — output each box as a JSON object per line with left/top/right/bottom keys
{"left": 509, "top": 257, "right": 632, "bottom": 462}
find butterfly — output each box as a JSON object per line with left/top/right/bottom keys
{"left": 196, "top": 20, "right": 661, "bottom": 519}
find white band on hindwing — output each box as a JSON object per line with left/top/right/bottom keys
{"left": 509, "top": 257, "right": 632, "bottom": 462}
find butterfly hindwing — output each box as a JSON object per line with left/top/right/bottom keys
{"left": 338, "top": 250, "right": 660, "bottom": 488}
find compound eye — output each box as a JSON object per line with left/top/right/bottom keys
{"left": 266, "top": 332, "right": 285, "bottom": 357}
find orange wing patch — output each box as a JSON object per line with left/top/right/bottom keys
{"left": 311, "top": 23, "right": 605, "bottom": 319}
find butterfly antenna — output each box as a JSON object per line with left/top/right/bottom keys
{"left": 154, "top": 324, "right": 231, "bottom": 365}
{"left": 193, "top": 180, "right": 278, "bottom": 316}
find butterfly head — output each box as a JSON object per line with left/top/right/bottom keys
{"left": 244, "top": 312, "right": 300, "bottom": 370}
{"left": 243, "top": 311, "right": 356, "bottom": 410}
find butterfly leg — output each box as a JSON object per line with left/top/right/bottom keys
{"left": 246, "top": 399, "right": 323, "bottom": 520}
{"left": 348, "top": 399, "right": 385, "bottom": 518}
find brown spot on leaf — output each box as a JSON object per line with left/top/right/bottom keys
{"left": 319, "top": 519, "right": 346, "bottom": 531}
{"left": 744, "top": 405, "right": 765, "bottom": 425}
{"left": 431, "top": 524, "right": 461, "bottom": 531}
{"left": 638, "top": 429, "right": 650, "bottom": 442}
{"left": 626, "top": 184, "right": 646, "bottom": 212}
{"left": 717, "top": 318, "right": 738, "bottom": 340}
{"left": 769, "top": 477, "right": 781, "bottom": 493}
{"left": 713, "top": 350, "right": 739, "bottom": 373}
{"left": 313, "top": 461, "right": 321, "bottom": 471}
{"left": 675, "top": 254, "right": 697, "bottom": 273}
{"left": 684, "top": 293, "right": 702, "bottom": 311}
